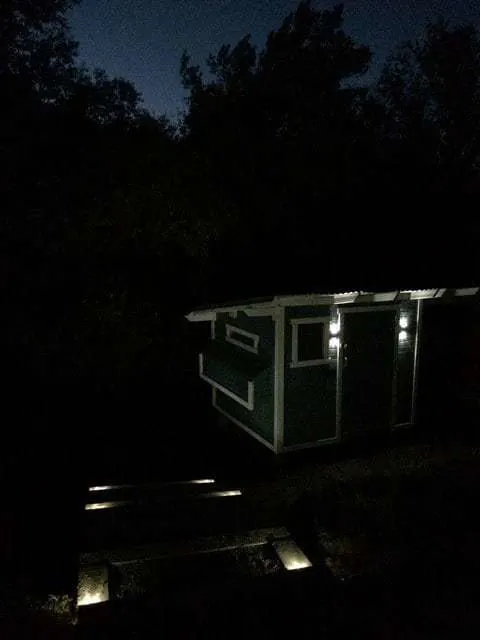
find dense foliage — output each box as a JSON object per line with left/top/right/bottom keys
{"left": 1, "top": 0, "right": 479, "bottom": 420}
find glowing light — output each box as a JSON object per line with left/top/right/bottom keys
{"left": 329, "top": 321, "right": 340, "bottom": 335}
{"left": 77, "top": 564, "right": 109, "bottom": 608}
{"left": 77, "top": 590, "right": 106, "bottom": 607}
{"left": 89, "top": 479, "right": 215, "bottom": 492}
{"left": 85, "top": 500, "right": 131, "bottom": 511}
{"left": 202, "top": 490, "right": 242, "bottom": 498}
{"left": 398, "top": 330, "right": 408, "bottom": 342}
{"left": 329, "top": 337, "right": 339, "bottom": 349}
{"left": 89, "top": 485, "right": 115, "bottom": 492}
{"left": 273, "top": 539, "right": 312, "bottom": 571}
{"left": 88, "top": 484, "right": 133, "bottom": 492}
{"left": 399, "top": 316, "right": 409, "bottom": 329}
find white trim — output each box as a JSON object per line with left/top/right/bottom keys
{"left": 339, "top": 305, "right": 397, "bottom": 314}
{"left": 225, "top": 324, "right": 260, "bottom": 354}
{"left": 213, "top": 394, "right": 275, "bottom": 451}
{"left": 276, "top": 294, "right": 333, "bottom": 307}
{"left": 373, "top": 291, "right": 398, "bottom": 302}
{"left": 274, "top": 307, "right": 285, "bottom": 453}
{"left": 186, "top": 310, "right": 216, "bottom": 322}
{"left": 411, "top": 299, "right": 422, "bottom": 423}
{"left": 283, "top": 436, "right": 339, "bottom": 452}
{"left": 407, "top": 289, "right": 439, "bottom": 300}
{"left": 290, "top": 317, "right": 330, "bottom": 368}
{"left": 391, "top": 306, "right": 400, "bottom": 427}
{"left": 336, "top": 310, "right": 343, "bottom": 440}
{"left": 199, "top": 353, "right": 254, "bottom": 411}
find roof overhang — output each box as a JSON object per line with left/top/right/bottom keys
{"left": 185, "top": 287, "right": 480, "bottom": 322}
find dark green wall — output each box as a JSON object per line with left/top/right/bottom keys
{"left": 284, "top": 306, "right": 337, "bottom": 447}
{"left": 213, "top": 311, "right": 275, "bottom": 444}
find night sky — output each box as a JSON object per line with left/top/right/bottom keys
{"left": 69, "top": 0, "right": 480, "bottom": 121}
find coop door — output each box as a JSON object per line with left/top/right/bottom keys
{"left": 340, "top": 309, "right": 396, "bottom": 435}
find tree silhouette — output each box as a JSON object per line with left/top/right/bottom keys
{"left": 377, "top": 18, "right": 480, "bottom": 195}
{"left": 180, "top": 2, "right": 373, "bottom": 297}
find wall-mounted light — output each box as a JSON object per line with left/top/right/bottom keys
{"left": 399, "top": 315, "right": 409, "bottom": 329}
{"left": 329, "top": 320, "right": 340, "bottom": 335}
{"left": 329, "top": 337, "right": 339, "bottom": 349}
{"left": 398, "top": 330, "right": 408, "bottom": 342}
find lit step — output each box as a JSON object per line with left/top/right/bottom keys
{"left": 84, "top": 488, "right": 241, "bottom": 511}
{"left": 272, "top": 538, "right": 313, "bottom": 571}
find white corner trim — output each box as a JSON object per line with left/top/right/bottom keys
{"left": 274, "top": 307, "right": 285, "bottom": 454}
{"left": 199, "top": 353, "right": 254, "bottom": 411}
{"left": 290, "top": 317, "right": 330, "bottom": 368}
{"left": 213, "top": 395, "right": 275, "bottom": 452}
{"left": 225, "top": 323, "right": 260, "bottom": 354}
{"left": 411, "top": 299, "right": 422, "bottom": 424}
{"left": 335, "top": 311, "right": 343, "bottom": 440}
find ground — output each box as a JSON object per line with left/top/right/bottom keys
{"left": 3, "top": 398, "right": 480, "bottom": 637}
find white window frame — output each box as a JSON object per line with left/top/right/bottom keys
{"left": 225, "top": 323, "right": 260, "bottom": 355}
{"left": 290, "top": 317, "right": 330, "bottom": 368}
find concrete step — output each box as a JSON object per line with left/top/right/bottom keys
{"left": 81, "top": 480, "right": 250, "bottom": 550}
{"left": 77, "top": 526, "right": 319, "bottom": 609}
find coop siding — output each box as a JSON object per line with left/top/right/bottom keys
{"left": 215, "top": 366, "right": 275, "bottom": 444}
{"left": 214, "top": 311, "right": 275, "bottom": 444}
{"left": 283, "top": 306, "right": 336, "bottom": 446}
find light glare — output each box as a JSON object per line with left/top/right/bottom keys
{"left": 202, "top": 490, "right": 242, "bottom": 498}
{"left": 399, "top": 316, "right": 409, "bottom": 329}
{"left": 273, "top": 539, "right": 312, "bottom": 571}
{"left": 77, "top": 590, "right": 106, "bottom": 607}
{"left": 85, "top": 500, "right": 130, "bottom": 511}
{"left": 398, "top": 330, "right": 408, "bottom": 342}
{"left": 88, "top": 484, "right": 133, "bottom": 492}
{"left": 329, "top": 321, "right": 340, "bottom": 335}
{"left": 329, "top": 337, "right": 339, "bottom": 349}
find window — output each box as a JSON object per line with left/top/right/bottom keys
{"left": 225, "top": 324, "right": 260, "bottom": 354}
{"left": 291, "top": 318, "right": 329, "bottom": 367}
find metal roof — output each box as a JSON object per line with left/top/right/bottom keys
{"left": 186, "top": 287, "right": 480, "bottom": 321}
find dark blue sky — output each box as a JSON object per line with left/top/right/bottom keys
{"left": 69, "top": 0, "right": 480, "bottom": 121}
